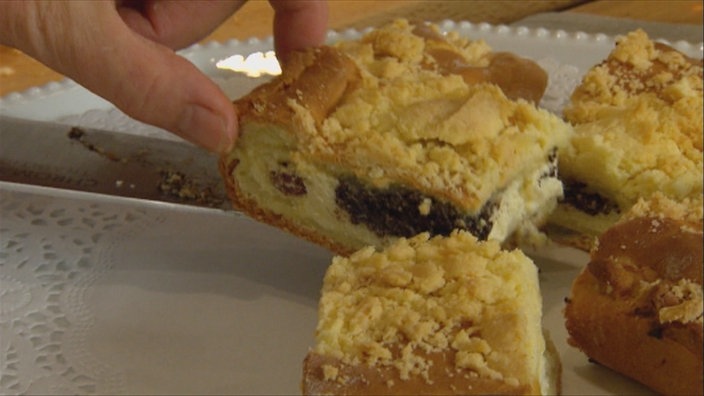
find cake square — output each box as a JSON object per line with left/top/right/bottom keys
{"left": 549, "top": 29, "right": 703, "bottom": 245}
{"left": 564, "top": 193, "right": 703, "bottom": 395}
{"left": 302, "top": 230, "right": 560, "bottom": 395}
{"left": 220, "top": 19, "right": 572, "bottom": 254}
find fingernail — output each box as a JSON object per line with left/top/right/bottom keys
{"left": 178, "top": 105, "right": 236, "bottom": 153}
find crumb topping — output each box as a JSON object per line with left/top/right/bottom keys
{"left": 274, "top": 19, "right": 571, "bottom": 212}
{"left": 653, "top": 279, "right": 703, "bottom": 325}
{"left": 322, "top": 364, "right": 340, "bottom": 382}
{"left": 623, "top": 192, "right": 703, "bottom": 228}
{"left": 561, "top": 29, "right": 703, "bottom": 210}
{"left": 313, "top": 230, "right": 543, "bottom": 385}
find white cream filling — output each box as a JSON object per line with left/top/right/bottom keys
{"left": 487, "top": 162, "right": 563, "bottom": 242}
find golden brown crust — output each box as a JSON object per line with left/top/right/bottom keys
{"left": 234, "top": 46, "right": 361, "bottom": 127}
{"left": 302, "top": 340, "right": 562, "bottom": 395}
{"left": 302, "top": 352, "right": 534, "bottom": 396}
{"left": 566, "top": 271, "right": 702, "bottom": 395}
{"left": 565, "top": 269, "right": 703, "bottom": 396}
{"left": 565, "top": 195, "right": 704, "bottom": 395}
{"left": 414, "top": 20, "right": 547, "bottom": 104}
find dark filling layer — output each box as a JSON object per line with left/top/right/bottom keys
{"left": 269, "top": 150, "right": 559, "bottom": 240}
{"left": 560, "top": 180, "right": 620, "bottom": 216}
{"left": 335, "top": 176, "right": 497, "bottom": 240}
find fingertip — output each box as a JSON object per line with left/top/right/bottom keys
{"left": 177, "top": 102, "right": 238, "bottom": 154}
{"left": 99, "top": 33, "right": 237, "bottom": 153}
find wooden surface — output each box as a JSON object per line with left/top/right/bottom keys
{"left": 0, "top": 0, "right": 702, "bottom": 96}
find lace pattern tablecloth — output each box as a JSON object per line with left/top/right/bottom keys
{"left": 1, "top": 184, "right": 332, "bottom": 394}
{"left": 1, "top": 191, "right": 151, "bottom": 394}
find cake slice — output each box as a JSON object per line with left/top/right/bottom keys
{"left": 548, "top": 29, "right": 703, "bottom": 248}
{"left": 220, "top": 19, "right": 572, "bottom": 255}
{"left": 564, "top": 193, "right": 703, "bottom": 395}
{"left": 302, "top": 230, "right": 560, "bottom": 395}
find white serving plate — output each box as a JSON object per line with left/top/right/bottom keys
{"left": 2, "top": 21, "right": 701, "bottom": 395}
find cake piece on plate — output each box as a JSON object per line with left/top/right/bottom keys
{"left": 564, "top": 193, "right": 703, "bottom": 395}
{"left": 302, "top": 230, "right": 561, "bottom": 395}
{"left": 549, "top": 29, "right": 703, "bottom": 248}
{"left": 219, "top": 19, "right": 572, "bottom": 254}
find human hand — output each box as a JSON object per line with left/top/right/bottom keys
{"left": 0, "top": 0, "right": 329, "bottom": 153}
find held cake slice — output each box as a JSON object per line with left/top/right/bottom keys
{"left": 302, "top": 230, "right": 560, "bottom": 395}
{"left": 220, "top": 19, "right": 572, "bottom": 255}
{"left": 564, "top": 193, "right": 703, "bottom": 395}
{"left": 549, "top": 29, "right": 703, "bottom": 246}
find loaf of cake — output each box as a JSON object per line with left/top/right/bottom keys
{"left": 302, "top": 230, "right": 560, "bottom": 395}
{"left": 564, "top": 193, "right": 703, "bottom": 395}
{"left": 219, "top": 19, "right": 572, "bottom": 255}
{"left": 549, "top": 29, "right": 703, "bottom": 248}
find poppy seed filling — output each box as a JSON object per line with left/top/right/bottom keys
{"left": 332, "top": 148, "right": 559, "bottom": 240}
{"left": 335, "top": 176, "right": 498, "bottom": 240}
{"left": 561, "top": 180, "right": 621, "bottom": 216}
